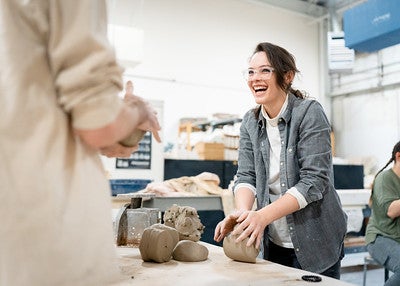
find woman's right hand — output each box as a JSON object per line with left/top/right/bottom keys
{"left": 213, "top": 210, "right": 245, "bottom": 243}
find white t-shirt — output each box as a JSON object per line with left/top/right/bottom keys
{"left": 262, "top": 97, "right": 294, "bottom": 248}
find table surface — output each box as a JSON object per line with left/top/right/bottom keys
{"left": 113, "top": 242, "right": 356, "bottom": 286}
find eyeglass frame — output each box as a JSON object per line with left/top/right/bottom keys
{"left": 242, "top": 66, "right": 275, "bottom": 80}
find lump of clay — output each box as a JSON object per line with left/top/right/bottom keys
{"left": 223, "top": 232, "right": 260, "bottom": 263}
{"left": 163, "top": 204, "right": 204, "bottom": 242}
{"left": 172, "top": 240, "right": 209, "bottom": 262}
{"left": 139, "top": 223, "right": 179, "bottom": 263}
{"left": 119, "top": 129, "right": 146, "bottom": 147}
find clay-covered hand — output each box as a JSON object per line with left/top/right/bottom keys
{"left": 124, "top": 81, "right": 161, "bottom": 143}
{"left": 136, "top": 100, "right": 161, "bottom": 143}
{"left": 231, "top": 210, "right": 267, "bottom": 250}
{"left": 100, "top": 143, "right": 138, "bottom": 158}
{"left": 213, "top": 210, "right": 244, "bottom": 243}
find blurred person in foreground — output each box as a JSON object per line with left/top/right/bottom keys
{"left": 366, "top": 141, "right": 400, "bottom": 286}
{"left": 0, "top": 1, "right": 160, "bottom": 285}
{"left": 214, "top": 42, "right": 347, "bottom": 279}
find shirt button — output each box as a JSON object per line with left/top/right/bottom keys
{"left": 288, "top": 148, "right": 293, "bottom": 152}
{"left": 281, "top": 141, "right": 284, "bottom": 145}
{"left": 281, "top": 183, "right": 285, "bottom": 187}
{"left": 280, "top": 162, "right": 283, "bottom": 166}
{"left": 296, "top": 248, "right": 300, "bottom": 252}
{"left": 289, "top": 226, "right": 293, "bottom": 230}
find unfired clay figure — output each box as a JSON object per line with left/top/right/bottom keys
{"left": 140, "top": 205, "right": 210, "bottom": 263}
{"left": 172, "top": 240, "right": 209, "bottom": 262}
{"left": 163, "top": 204, "right": 204, "bottom": 242}
{"left": 223, "top": 232, "right": 260, "bottom": 263}
{"left": 139, "top": 223, "right": 179, "bottom": 263}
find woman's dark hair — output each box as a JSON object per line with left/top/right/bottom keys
{"left": 251, "top": 42, "right": 306, "bottom": 117}
{"left": 253, "top": 42, "right": 305, "bottom": 99}
{"left": 370, "top": 141, "right": 400, "bottom": 203}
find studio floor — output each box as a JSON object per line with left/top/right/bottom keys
{"left": 341, "top": 264, "right": 389, "bottom": 286}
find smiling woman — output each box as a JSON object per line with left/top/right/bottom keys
{"left": 214, "top": 42, "right": 347, "bottom": 280}
{"left": 243, "top": 43, "right": 306, "bottom": 118}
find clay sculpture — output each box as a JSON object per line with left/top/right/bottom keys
{"left": 140, "top": 205, "right": 210, "bottom": 263}
{"left": 223, "top": 232, "right": 260, "bottom": 263}
{"left": 139, "top": 223, "right": 179, "bottom": 263}
{"left": 163, "top": 204, "right": 204, "bottom": 242}
{"left": 172, "top": 240, "right": 209, "bottom": 262}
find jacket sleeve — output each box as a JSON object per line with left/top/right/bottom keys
{"left": 47, "top": 0, "right": 124, "bottom": 130}
{"left": 234, "top": 110, "right": 257, "bottom": 189}
{"left": 293, "top": 100, "right": 333, "bottom": 203}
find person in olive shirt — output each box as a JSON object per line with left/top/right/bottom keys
{"left": 366, "top": 141, "right": 400, "bottom": 286}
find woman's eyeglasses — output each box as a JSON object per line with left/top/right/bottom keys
{"left": 242, "top": 66, "right": 275, "bottom": 80}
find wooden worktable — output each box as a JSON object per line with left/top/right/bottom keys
{"left": 113, "top": 242, "right": 355, "bottom": 286}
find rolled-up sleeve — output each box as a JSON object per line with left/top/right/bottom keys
{"left": 234, "top": 112, "right": 257, "bottom": 187}
{"left": 293, "top": 101, "right": 332, "bottom": 203}
{"left": 47, "top": 0, "right": 124, "bottom": 130}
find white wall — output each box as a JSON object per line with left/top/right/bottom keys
{"left": 106, "top": 0, "right": 400, "bottom": 181}
{"left": 108, "top": 0, "right": 323, "bottom": 146}
{"left": 330, "top": 43, "right": 400, "bottom": 170}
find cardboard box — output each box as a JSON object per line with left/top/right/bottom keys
{"left": 195, "top": 142, "right": 225, "bottom": 160}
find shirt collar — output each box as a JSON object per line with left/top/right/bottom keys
{"left": 261, "top": 94, "right": 289, "bottom": 127}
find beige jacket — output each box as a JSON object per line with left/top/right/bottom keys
{"left": 0, "top": 1, "right": 125, "bottom": 285}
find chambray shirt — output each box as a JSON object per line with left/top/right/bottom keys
{"left": 234, "top": 93, "right": 347, "bottom": 273}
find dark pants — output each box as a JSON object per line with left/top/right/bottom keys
{"left": 267, "top": 240, "right": 341, "bottom": 279}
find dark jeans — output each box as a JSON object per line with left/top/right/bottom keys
{"left": 267, "top": 240, "right": 341, "bottom": 279}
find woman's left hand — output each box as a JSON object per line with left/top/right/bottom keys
{"left": 231, "top": 210, "right": 267, "bottom": 249}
